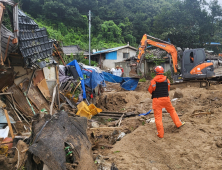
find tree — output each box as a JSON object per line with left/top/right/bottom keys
{"left": 153, "top": 0, "right": 213, "bottom": 48}
{"left": 98, "top": 20, "right": 123, "bottom": 43}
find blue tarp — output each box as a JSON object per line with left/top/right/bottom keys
{"left": 103, "top": 72, "right": 139, "bottom": 91}
{"left": 67, "top": 60, "right": 86, "bottom": 99}
{"left": 82, "top": 69, "right": 105, "bottom": 89}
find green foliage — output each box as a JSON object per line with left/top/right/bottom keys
{"left": 18, "top": 0, "right": 222, "bottom": 52}
{"left": 62, "top": 53, "right": 98, "bottom": 66}
{"left": 145, "top": 53, "right": 165, "bottom": 66}
{"left": 164, "top": 70, "right": 173, "bottom": 83}
{"left": 139, "top": 78, "right": 146, "bottom": 82}
{"left": 153, "top": 0, "right": 222, "bottom": 49}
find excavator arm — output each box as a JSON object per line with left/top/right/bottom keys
{"left": 137, "top": 34, "right": 178, "bottom": 73}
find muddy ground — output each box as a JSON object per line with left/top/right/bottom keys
{"left": 90, "top": 81, "right": 222, "bottom": 170}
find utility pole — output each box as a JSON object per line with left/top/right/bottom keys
{"left": 88, "top": 10, "right": 91, "bottom": 66}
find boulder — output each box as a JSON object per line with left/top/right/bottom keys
{"left": 173, "top": 89, "right": 183, "bottom": 98}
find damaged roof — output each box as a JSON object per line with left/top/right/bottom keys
{"left": 18, "top": 10, "right": 54, "bottom": 67}
{"left": 1, "top": 25, "right": 16, "bottom": 62}
{"left": 62, "top": 45, "right": 89, "bottom": 56}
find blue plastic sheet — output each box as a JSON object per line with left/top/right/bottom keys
{"left": 67, "top": 60, "right": 86, "bottom": 99}
{"left": 103, "top": 72, "right": 139, "bottom": 91}
{"left": 139, "top": 109, "right": 152, "bottom": 116}
{"left": 82, "top": 69, "right": 105, "bottom": 89}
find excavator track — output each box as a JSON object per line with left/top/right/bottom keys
{"left": 170, "top": 79, "right": 222, "bottom": 89}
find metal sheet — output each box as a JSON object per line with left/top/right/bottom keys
{"left": 7, "top": 84, "right": 35, "bottom": 117}
{"left": 19, "top": 78, "right": 50, "bottom": 112}
{"left": 37, "top": 79, "right": 51, "bottom": 100}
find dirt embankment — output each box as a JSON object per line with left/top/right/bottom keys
{"left": 93, "top": 83, "right": 222, "bottom": 170}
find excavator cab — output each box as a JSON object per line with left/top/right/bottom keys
{"left": 173, "top": 49, "right": 215, "bottom": 82}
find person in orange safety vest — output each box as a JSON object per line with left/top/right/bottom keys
{"left": 148, "top": 66, "right": 185, "bottom": 138}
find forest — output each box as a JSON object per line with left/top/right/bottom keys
{"left": 13, "top": 0, "right": 222, "bottom": 53}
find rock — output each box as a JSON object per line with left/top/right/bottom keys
{"left": 216, "top": 141, "right": 222, "bottom": 148}
{"left": 43, "top": 164, "right": 50, "bottom": 170}
{"left": 173, "top": 89, "right": 183, "bottom": 98}
{"left": 117, "top": 132, "right": 126, "bottom": 141}
{"left": 91, "top": 121, "right": 99, "bottom": 128}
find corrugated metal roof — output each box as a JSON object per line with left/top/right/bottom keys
{"left": 62, "top": 45, "right": 89, "bottom": 55}
{"left": 0, "top": 0, "right": 15, "bottom": 6}
{"left": 18, "top": 9, "right": 55, "bottom": 67}
{"left": 206, "top": 42, "right": 221, "bottom": 45}
{"left": 92, "top": 45, "right": 137, "bottom": 55}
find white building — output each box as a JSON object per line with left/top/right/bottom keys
{"left": 91, "top": 44, "right": 137, "bottom": 69}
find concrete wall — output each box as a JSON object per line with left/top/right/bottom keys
{"left": 114, "top": 61, "right": 144, "bottom": 77}
{"left": 103, "top": 48, "right": 136, "bottom": 69}
{"left": 145, "top": 62, "right": 171, "bottom": 75}
{"left": 114, "top": 61, "right": 130, "bottom": 77}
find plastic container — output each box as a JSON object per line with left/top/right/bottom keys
{"left": 89, "top": 104, "right": 102, "bottom": 116}
{"left": 88, "top": 104, "right": 98, "bottom": 116}
{"left": 76, "top": 108, "right": 92, "bottom": 119}
{"left": 77, "top": 101, "right": 90, "bottom": 112}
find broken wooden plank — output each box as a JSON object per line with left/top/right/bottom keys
{"left": 55, "top": 66, "right": 60, "bottom": 108}
{"left": 89, "top": 127, "right": 123, "bottom": 130}
{"left": 7, "top": 84, "right": 35, "bottom": 117}
{"left": 4, "top": 109, "right": 15, "bottom": 139}
{"left": 37, "top": 79, "right": 51, "bottom": 100}
{"left": 54, "top": 44, "right": 66, "bottom": 66}
{"left": 50, "top": 84, "right": 57, "bottom": 115}
{"left": 19, "top": 78, "right": 50, "bottom": 113}
{"left": 4, "top": 35, "right": 11, "bottom": 62}
{"left": 33, "top": 70, "right": 45, "bottom": 86}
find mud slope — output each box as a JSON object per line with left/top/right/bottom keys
{"left": 101, "top": 85, "right": 222, "bottom": 170}
{"left": 109, "top": 111, "right": 222, "bottom": 170}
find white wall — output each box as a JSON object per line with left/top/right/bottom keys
{"left": 163, "top": 63, "right": 171, "bottom": 72}
{"left": 103, "top": 48, "right": 136, "bottom": 69}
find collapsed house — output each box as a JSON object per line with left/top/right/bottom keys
{"left": 0, "top": 1, "right": 98, "bottom": 170}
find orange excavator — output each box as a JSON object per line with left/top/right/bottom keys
{"left": 133, "top": 34, "right": 215, "bottom": 84}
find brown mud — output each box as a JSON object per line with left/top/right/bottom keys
{"left": 92, "top": 82, "right": 222, "bottom": 170}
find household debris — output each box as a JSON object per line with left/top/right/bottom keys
{"left": 26, "top": 111, "right": 96, "bottom": 170}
